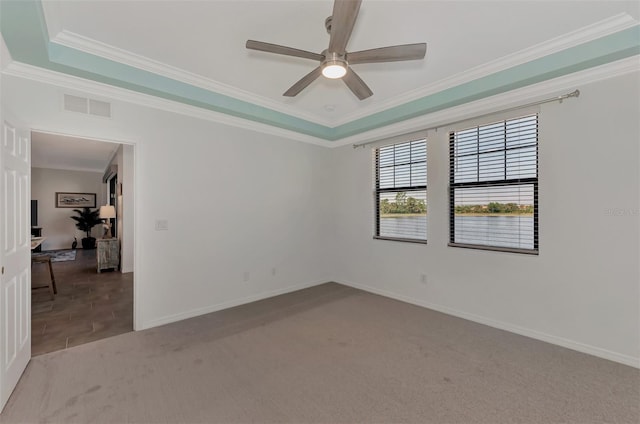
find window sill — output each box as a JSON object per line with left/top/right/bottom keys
{"left": 448, "top": 242, "right": 538, "bottom": 255}
{"left": 374, "top": 236, "right": 427, "bottom": 245}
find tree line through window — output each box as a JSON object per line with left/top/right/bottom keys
{"left": 379, "top": 192, "right": 427, "bottom": 215}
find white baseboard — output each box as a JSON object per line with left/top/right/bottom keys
{"left": 335, "top": 279, "right": 640, "bottom": 369}
{"left": 140, "top": 279, "right": 328, "bottom": 330}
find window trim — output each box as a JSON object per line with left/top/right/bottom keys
{"left": 446, "top": 242, "right": 539, "bottom": 255}
{"left": 448, "top": 114, "right": 539, "bottom": 254}
{"left": 374, "top": 235, "right": 428, "bottom": 244}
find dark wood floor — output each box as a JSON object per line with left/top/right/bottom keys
{"left": 31, "top": 248, "right": 133, "bottom": 356}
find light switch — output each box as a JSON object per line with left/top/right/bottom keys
{"left": 155, "top": 219, "right": 169, "bottom": 231}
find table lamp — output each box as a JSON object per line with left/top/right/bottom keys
{"left": 99, "top": 205, "right": 116, "bottom": 239}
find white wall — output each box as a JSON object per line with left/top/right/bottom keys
{"left": 31, "top": 167, "right": 104, "bottom": 250}
{"left": 2, "top": 68, "right": 638, "bottom": 366}
{"left": 330, "top": 72, "right": 640, "bottom": 366}
{"left": 2, "top": 75, "right": 333, "bottom": 330}
{"left": 131, "top": 118, "right": 333, "bottom": 327}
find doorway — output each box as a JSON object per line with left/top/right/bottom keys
{"left": 29, "top": 131, "right": 135, "bottom": 355}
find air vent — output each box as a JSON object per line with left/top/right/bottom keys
{"left": 89, "top": 99, "right": 111, "bottom": 118}
{"left": 64, "top": 94, "right": 111, "bottom": 118}
{"left": 64, "top": 94, "right": 88, "bottom": 113}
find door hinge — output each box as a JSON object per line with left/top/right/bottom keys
{"left": 1, "top": 266, "right": 4, "bottom": 275}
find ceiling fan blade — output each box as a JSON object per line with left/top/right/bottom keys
{"left": 342, "top": 67, "right": 373, "bottom": 100}
{"left": 283, "top": 67, "right": 323, "bottom": 97}
{"left": 348, "top": 43, "right": 427, "bottom": 64}
{"left": 246, "top": 40, "right": 324, "bottom": 61}
{"left": 328, "top": 0, "right": 362, "bottom": 54}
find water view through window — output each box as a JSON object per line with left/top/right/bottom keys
{"left": 449, "top": 115, "right": 538, "bottom": 252}
{"left": 379, "top": 190, "right": 427, "bottom": 240}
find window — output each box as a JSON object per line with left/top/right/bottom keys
{"left": 375, "top": 139, "right": 427, "bottom": 243}
{"left": 449, "top": 114, "right": 538, "bottom": 253}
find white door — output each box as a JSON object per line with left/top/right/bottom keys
{"left": 0, "top": 119, "right": 31, "bottom": 411}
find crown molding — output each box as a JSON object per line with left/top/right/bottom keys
{"left": 330, "top": 56, "right": 640, "bottom": 148}
{"left": 5, "top": 55, "right": 638, "bottom": 149}
{"left": 333, "top": 13, "right": 640, "bottom": 126}
{"left": 2, "top": 61, "right": 330, "bottom": 147}
{"left": 4, "top": 54, "right": 638, "bottom": 150}
{"left": 51, "top": 30, "right": 335, "bottom": 127}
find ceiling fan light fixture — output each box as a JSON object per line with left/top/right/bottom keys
{"left": 322, "top": 61, "right": 347, "bottom": 79}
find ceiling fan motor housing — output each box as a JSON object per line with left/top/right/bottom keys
{"left": 322, "top": 51, "right": 347, "bottom": 65}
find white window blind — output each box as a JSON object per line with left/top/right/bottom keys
{"left": 449, "top": 115, "right": 538, "bottom": 253}
{"left": 375, "top": 139, "right": 427, "bottom": 242}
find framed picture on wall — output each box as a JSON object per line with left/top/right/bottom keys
{"left": 55, "top": 192, "right": 97, "bottom": 208}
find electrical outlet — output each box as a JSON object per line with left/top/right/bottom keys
{"left": 271, "top": 267, "right": 277, "bottom": 276}
{"left": 420, "top": 273, "right": 428, "bottom": 285}
{"left": 243, "top": 271, "right": 250, "bottom": 282}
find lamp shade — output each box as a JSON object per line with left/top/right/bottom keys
{"left": 99, "top": 205, "right": 116, "bottom": 219}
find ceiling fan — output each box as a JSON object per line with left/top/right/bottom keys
{"left": 246, "top": 0, "right": 427, "bottom": 100}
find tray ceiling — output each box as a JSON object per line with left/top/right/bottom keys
{"left": 1, "top": 1, "right": 639, "bottom": 142}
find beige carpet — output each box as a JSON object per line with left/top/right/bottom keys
{"left": 1, "top": 283, "right": 638, "bottom": 424}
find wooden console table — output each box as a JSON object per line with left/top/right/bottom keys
{"left": 96, "top": 238, "right": 119, "bottom": 273}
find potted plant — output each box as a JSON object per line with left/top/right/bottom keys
{"left": 70, "top": 207, "right": 102, "bottom": 249}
